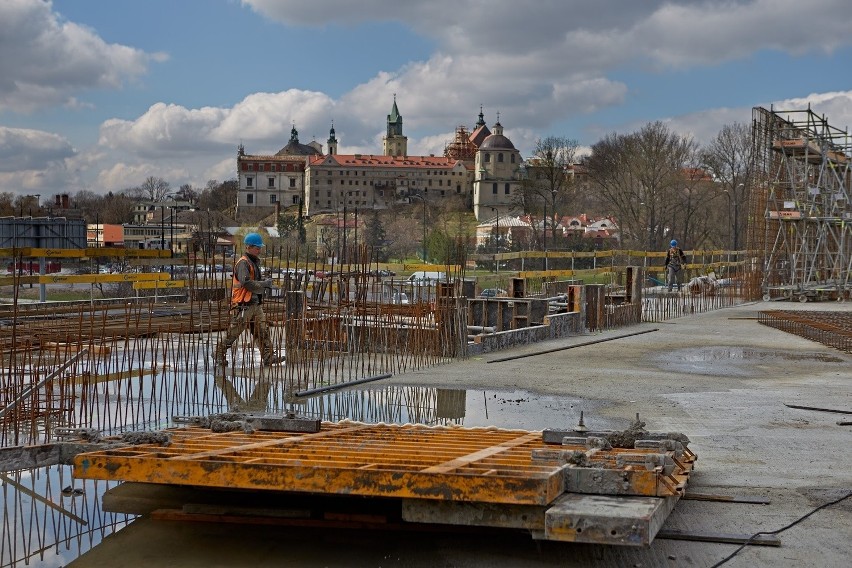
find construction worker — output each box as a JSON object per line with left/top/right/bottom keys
{"left": 213, "top": 233, "right": 285, "bottom": 368}
{"left": 665, "top": 239, "right": 687, "bottom": 292}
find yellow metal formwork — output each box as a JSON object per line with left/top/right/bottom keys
{"left": 73, "top": 422, "right": 693, "bottom": 507}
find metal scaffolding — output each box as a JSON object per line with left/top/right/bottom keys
{"left": 750, "top": 106, "right": 851, "bottom": 302}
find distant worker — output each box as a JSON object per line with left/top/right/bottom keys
{"left": 665, "top": 239, "right": 687, "bottom": 292}
{"left": 213, "top": 233, "right": 285, "bottom": 369}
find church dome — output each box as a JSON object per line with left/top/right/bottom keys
{"left": 275, "top": 141, "right": 320, "bottom": 156}
{"left": 479, "top": 133, "right": 515, "bottom": 150}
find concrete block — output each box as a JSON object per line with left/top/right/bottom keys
{"left": 544, "top": 493, "right": 677, "bottom": 546}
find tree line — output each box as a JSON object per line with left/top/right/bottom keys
{"left": 4, "top": 119, "right": 752, "bottom": 262}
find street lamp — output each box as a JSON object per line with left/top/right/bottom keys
{"left": 409, "top": 192, "right": 427, "bottom": 262}
{"left": 733, "top": 183, "right": 744, "bottom": 251}
{"left": 169, "top": 207, "right": 175, "bottom": 277}
{"left": 721, "top": 183, "right": 744, "bottom": 251}
{"left": 488, "top": 206, "right": 499, "bottom": 273}
{"left": 542, "top": 189, "right": 557, "bottom": 271}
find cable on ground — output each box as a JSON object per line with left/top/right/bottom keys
{"left": 709, "top": 491, "right": 852, "bottom": 567}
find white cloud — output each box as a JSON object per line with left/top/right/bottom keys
{"left": 243, "top": 0, "right": 852, "bottom": 69}
{"left": 631, "top": 90, "right": 852, "bottom": 147}
{"left": 0, "top": 0, "right": 158, "bottom": 113}
{"left": 5, "top": 0, "right": 852, "bottom": 196}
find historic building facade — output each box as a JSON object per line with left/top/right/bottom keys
{"left": 235, "top": 125, "right": 321, "bottom": 220}
{"left": 236, "top": 100, "right": 525, "bottom": 221}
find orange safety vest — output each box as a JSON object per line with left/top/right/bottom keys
{"left": 230, "top": 255, "right": 256, "bottom": 306}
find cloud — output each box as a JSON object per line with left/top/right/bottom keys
{"left": 95, "top": 161, "right": 190, "bottom": 192}
{"left": 99, "top": 103, "right": 231, "bottom": 159}
{"left": 243, "top": 0, "right": 852, "bottom": 69}
{"left": 634, "top": 90, "right": 852, "bottom": 147}
{"left": 0, "top": 0, "right": 158, "bottom": 113}
{"left": 0, "top": 126, "right": 76, "bottom": 172}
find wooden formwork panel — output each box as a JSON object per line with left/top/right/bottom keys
{"left": 74, "top": 423, "right": 565, "bottom": 506}
{"left": 74, "top": 422, "right": 694, "bottom": 508}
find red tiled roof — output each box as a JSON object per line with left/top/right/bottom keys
{"left": 308, "top": 154, "right": 472, "bottom": 170}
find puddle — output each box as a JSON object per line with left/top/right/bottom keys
{"left": 0, "top": 466, "right": 130, "bottom": 568}
{"left": 2, "top": 385, "right": 609, "bottom": 567}
{"left": 291, "top": 385, "right": 611, "bottom": 432}
{"left": 655, "top": 347, "right": 845, "bottom": 376}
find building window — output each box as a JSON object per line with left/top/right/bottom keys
{"left": 270, "top": 194, "right": 277, "bottom": 204}
{"left": 511, "top": 154, "right": 516, "bottom": 163}
{"left": 290, "top": 177, "right": 296, "bottom": 188}
{"left": 492, "top": 183, "right": 498, "bottom": 194}
{"left": 247, "top": 193, "right": 254, "bottom": 204}
{"left": 498, "top": 153, "right": 504, "bottom": 163}
{"left": 505, "top": 183, "right": 511, "bottom": 194}
{"left": 268, "top": 177, "right": 275, "bottom": 188}
{"left": 293, "top": 195, "right": 299, "bottom": 204}
{"left": 484, "top": 153, "right": 490, "bottom": 163}
{"left": 246, "top": 177, "right": 254, "bottom": 188}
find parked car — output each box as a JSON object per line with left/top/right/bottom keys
{"left": 479, "top": 288, "right": 507, "bottom": 298}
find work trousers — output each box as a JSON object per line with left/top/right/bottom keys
{"left": 667, "top": 265, "right": 682, "bottom": 291}
{"left": 215, "top": 304, "right": 274, "bottom": 360}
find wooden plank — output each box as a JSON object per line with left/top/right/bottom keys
{"left": 0, "top": 247, "right": 172, "bottom": 258}
{"left": 402, "top": 498, "right": 545, "bottom": 530}
{"left": 0, "top": 272, "right": 172, "bottom": 286}
{"left": 420, "top": 432, "right": 541, "bottom": 474}
{"left": 133, "top": 280, "right": 186, "bottom": 289}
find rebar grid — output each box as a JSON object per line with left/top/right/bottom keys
{"left": 0, "top": 466, "right": 129, "bottom": 568}
{"left": 758, "top": 310, "right": 852, "bottom": 353}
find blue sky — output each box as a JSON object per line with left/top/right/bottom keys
{"left": 1, "top": 0, "right": 851, "bottom": 199}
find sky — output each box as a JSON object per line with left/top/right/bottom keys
{"left": 2, "top": 0, "right": 852, "bottom": 200}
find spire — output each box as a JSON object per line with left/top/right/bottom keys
{"left": 390, "top": 93, "right": 401, "bottom": 122}
{"left": 386, "top": 95, "right": 403, "bottom": 137}
{"left": 476, "top": 105, "right": 486, "bottom": 127}
{"left": 493, "top": 112, "right": 503, "bottom": 136}
{"left": 326, "top": 120, "right": 338, "bottom": 155}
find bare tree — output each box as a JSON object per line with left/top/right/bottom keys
{"left": 586, "top": 122, "right": 696, "bottom": 251}
{"left": 700, "top": 122, "right": 753, "bottom": 250}
{"left": 175, "top": 183, "right": 200, "bottom": 205}
{"left": 516, "top": 137, "right": 579, "bottom": 249}
{"left": 0, "top": 192, "right": 15, "bottom": 216}
{"left": 100, "top": 192, "right": 137, "bottom": 224}
{"left": 197, "top": 179, "right": 238, "bottom": 212}
{"left": 140, "top": 176, "right": 171, "bottom": 202}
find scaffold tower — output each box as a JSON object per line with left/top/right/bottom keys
{"left": 749, "top": 106, "right": 851, "bottom": 302}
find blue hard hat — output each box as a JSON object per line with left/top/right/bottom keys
{"left": 670, "top": 240, "right": 678, "bottom": 247}
{"left": 244, "top": 232, "right": 264, "bottom": 247}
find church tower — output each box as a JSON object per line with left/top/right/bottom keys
{"left": 382, "top": 95, "right": 408, "bottom": 156}
{"left": 327, "top": 122, "right": 338, "bottom": 155}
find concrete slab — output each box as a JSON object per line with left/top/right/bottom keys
{"left": 69, "top": 301, "right": 852, "bottom": 568}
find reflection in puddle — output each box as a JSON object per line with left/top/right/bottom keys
{"left": 2, "top": 385, "right": 603, "bottom": 567}
{"left": 294, "top": 385, "right": 605, "bottom": 432}
{"left": 655, "top": 347, "right": 846, "bottom": 376}
{"left": 0, "top": 466, "right": 130, "bottom": 567}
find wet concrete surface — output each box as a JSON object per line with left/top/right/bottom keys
{"left": 65, "top": 301, "right": 852, "bottom": 568}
